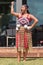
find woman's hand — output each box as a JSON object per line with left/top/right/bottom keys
{"left": 11, "top": 1, "right": 14, "bottom": 5}
{"left": 24, "top": 25, "right": 32, "bottom": 30}
{"left": 27, "top": 26, "right": 32, "bottom": 30}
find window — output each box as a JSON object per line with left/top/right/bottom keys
{"left": 27, "top": 0, "right": 43, "bottom": 47}
{"left": 0, "top": 0, "right": 16, "bottom": 47}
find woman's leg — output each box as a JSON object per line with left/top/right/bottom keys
{"left": 23, "top": 48, "right": 28, "bottom": 61}
{"left": 23, "top": 52, "right": 26, "bottom": 61}
{"left": 17, "top": 51, "right": 21, "bottom": 62}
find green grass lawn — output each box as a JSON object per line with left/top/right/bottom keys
{"left": 0, "top": 58, "right": 43, "bottom": 65}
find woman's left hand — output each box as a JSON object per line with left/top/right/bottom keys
{"left": 27, "top": 26, "right": 32, "bottom": 30}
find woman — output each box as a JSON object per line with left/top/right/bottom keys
{"left": 11, "top": 1, "right": 38, "bottom": 62}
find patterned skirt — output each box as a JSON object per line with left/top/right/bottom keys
{"left": 16, "top": 26, "right": 30, "bottom": 52}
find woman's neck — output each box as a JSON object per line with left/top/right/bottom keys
{"left": 22, "top": 12, "right": 27, "bottom": 15}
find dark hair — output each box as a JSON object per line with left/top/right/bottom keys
{"left": 24, "top": 4, "right": 30, "bottom": 14}
{"left": 27, "top": 9, "right": 30, "bottom": 14}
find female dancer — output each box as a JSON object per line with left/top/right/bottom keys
{"left": 11, "top": 1, "right": 38, "bottom": 62}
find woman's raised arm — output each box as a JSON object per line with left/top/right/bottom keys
{"left": 11, "top": 1, "right": 19, "bottom": 18}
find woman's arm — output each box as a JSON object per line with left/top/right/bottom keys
{"left": 30, "top": 14, "right": 38, "bottom": 28}
{"left": 11, "top": 1, "right": 19, "bottom": 17}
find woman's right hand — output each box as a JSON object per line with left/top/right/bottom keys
{"left": 11, "top": 1, "right": 14, "bottom": 5}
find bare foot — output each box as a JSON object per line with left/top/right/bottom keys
{"left": 18, "top": 58, "right": 21, "bottom": 63}
{"left": 23, "top": 58, "right": 26, "bottom": 62}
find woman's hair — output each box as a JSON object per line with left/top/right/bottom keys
{"left": 23, "top": 4, "right": 30, "bottom": 14}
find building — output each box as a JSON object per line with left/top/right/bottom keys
{"left": 0, "top": 0, "right": 43, "bottom": 57}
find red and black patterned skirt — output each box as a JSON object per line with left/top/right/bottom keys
{"left": 16, "top": 26, "right": 29, "bottom": 52}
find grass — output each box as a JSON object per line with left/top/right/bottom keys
{"left": 0, "top": 58, "right": 43, "bottom": 65}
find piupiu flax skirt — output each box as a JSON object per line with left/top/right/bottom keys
{"left": 16, "top": 26, "right": 30, "bottom": 52}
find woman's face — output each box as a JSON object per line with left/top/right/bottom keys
{"left": 21, "top": 5, "right": 26, "bottom": 14}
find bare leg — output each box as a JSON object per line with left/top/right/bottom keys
{"left": 23, "top": 49, "right": 28, "bottom": 61}
{"left": 25, "top": 48, "right": 28, "bottom": 57}
{"left": 17, "top": 51, "right": 21, "bottom": 62}
{"left": 23, "top": 52, "right": 26, "bottom": 61}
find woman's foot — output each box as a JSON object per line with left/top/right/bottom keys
{"left": 23, "top": 52, "right": 26, "bottom": 61}
{"left": 18, "top": 57, "right": 21, "bottom": 63}
{"left": 23, "top": 59, "right": 26, "bottom": 62}
{"left": 17, "top": 51, "right": 21, "bottom": 63}
{"left": 23, "top": 57, "right": 26, "bottom": 61}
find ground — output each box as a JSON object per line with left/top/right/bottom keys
{"left": 0, "top": 58, "right": 43, "bottom": 65}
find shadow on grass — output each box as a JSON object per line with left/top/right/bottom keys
{"left": 21, "top": 58, "right": 37, "bottom": 61}
{"left": 26, "top": 58, "right": 37, "bottom": 61}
